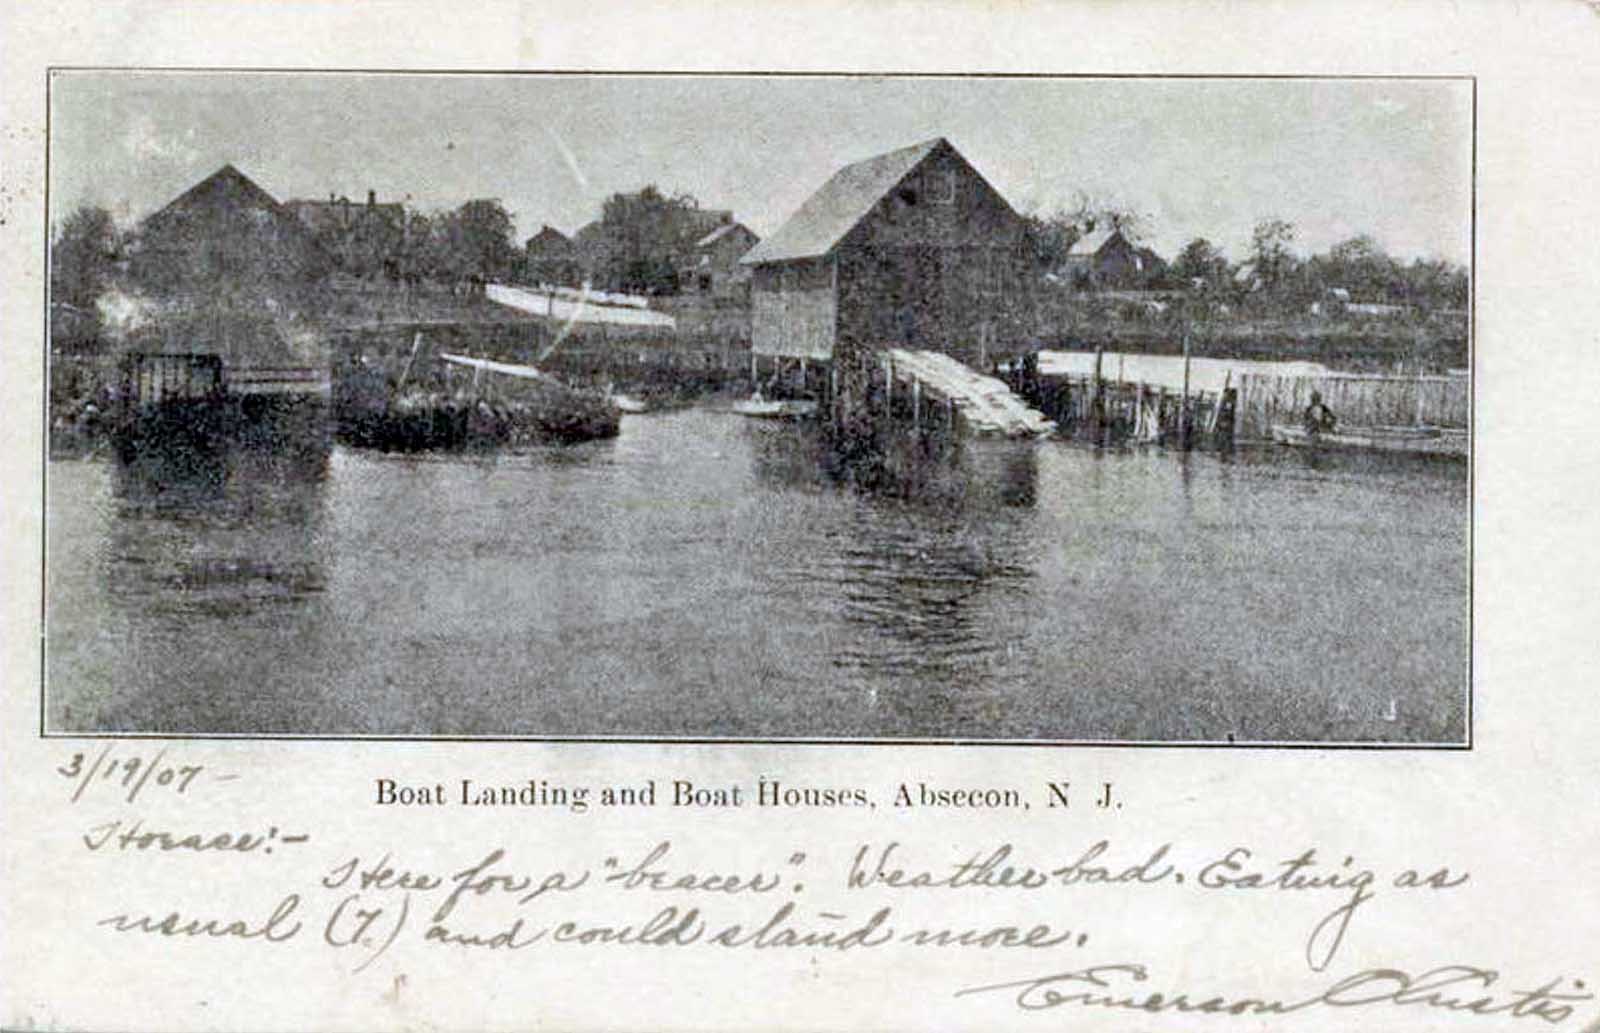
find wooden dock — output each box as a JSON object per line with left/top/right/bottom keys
{"left": 880, "top": 349, "right": 1055, "bottom": 438}
{"left": 825, "top": 347, "right": 1054, "bottom": 442}
{"left": 1010, "top": 346, "right": 1235, "bottom": 450}
{"left": 113, "top": 351, "right": 331, "bottom": 460}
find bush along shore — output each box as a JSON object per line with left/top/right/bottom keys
{"left": 332, "top": 349, "right": 620, "bottom": 452}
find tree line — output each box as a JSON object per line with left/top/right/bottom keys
{"left": 1024, "top": 197, "right": 1468, "bottom": 313}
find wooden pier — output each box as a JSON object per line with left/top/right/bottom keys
{"left": 114, "top": 350, "right": 331, "bottom": 461}
{"left": 827, "top": 347, "right": 1055, "bottom": 442}
{"left": 1011, "top": 345, "right": 1237, "bottom": 450}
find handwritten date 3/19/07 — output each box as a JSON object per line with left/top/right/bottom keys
{"left": 58, "top": 745, "right": 235, "bottom": 805}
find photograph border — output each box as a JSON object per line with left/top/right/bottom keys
{"left": 37, "top": 67, "right": 1477, "bottom": 751}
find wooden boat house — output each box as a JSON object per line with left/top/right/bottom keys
{"left": 740, "top": 137, "right": 1037, "bottom": 375}
{"left": 111, "top": 166, "right": 333, "bottom": 457}
{"left": 134, "top": 164, "right": 327, "bottom": 295}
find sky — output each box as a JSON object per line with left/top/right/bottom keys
{"left": 49, "top": 72, "right": 1472, "bottom": 266}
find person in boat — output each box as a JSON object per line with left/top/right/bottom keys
{"left": 1303, "top": 390, "right": 1337, "bottom": 434}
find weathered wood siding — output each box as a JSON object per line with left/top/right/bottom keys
{"left": 751, "top": 258, "right": 835, "bottom": 360}
{"left": 835, "top": 146, "right": 1035, "bottom": 369}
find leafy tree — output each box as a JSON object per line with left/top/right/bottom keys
{"left": 1022, "top": 208, "right": 1078, "bottom": 270}
{"left": 444, "top": 199, "right": 520, "bottom": 281}
{"left": 50, "top": 205, "right": 120, "bottom": 310}
{"left": 589, "top": 184, "right": 707, "bottom": 292}
{"left": 1324, "top": 234, "right": 1399, "bottom": 300}
{"left": 1063, "top": 190, "right": 1151, "bottom": 243}
{"left": 1398, "top": 256, "right": 1469, "bottom": 310}
{"left": 1250, "top": 218, "right": 1298, "bottom": 293}
{"left": 1171, "top": 237, "right": 1231, "bottom": 289}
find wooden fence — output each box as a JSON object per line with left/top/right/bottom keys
{"left": 1235, "top": 373, "right": 1469, "bottom": 440}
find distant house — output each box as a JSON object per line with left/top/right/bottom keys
{"left": 1232, "top": 260, "right": 1261, "bottom": 292}
{"left": 740, "top": 136, "right": 1036, "bottom": 369}
{"left": 283, "top": 189, "right": 407, "bottom": 279}
{"left": 133, "top": 164, "right": 326, "bottom": 294}
{"left": 680, "top": 221, "right": 759, "bottom": 295}
{"left": 1135, "top": 246, "right": 1169, "bottom": 285}
{"left": 573, "top": 189, "right": 742, "bottom": 293}
{"left": 523, "top": 224, "right": 582, "bottom": 287}
{"left": 1062, "top": 226, "right": 1162, "bottom": 289}
{"left": 284, "top": 190, "right": 405, "bottom": 238}
{"left": 1309, "top": 286, "right": 1350, "bottom": 317}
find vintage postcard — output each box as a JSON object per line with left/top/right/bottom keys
{"left": 41, "top": 71, "right": 1469, "bottom": 744}
{"left": 3, "top": 3, "right": 1597, "bottom": 1032}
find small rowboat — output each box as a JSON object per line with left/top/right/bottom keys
{"left": 1270, "top": 423, "right": 1466, "bottom": 458}
{"left": 732, "top": 394, "right": 818, "bottom": 419}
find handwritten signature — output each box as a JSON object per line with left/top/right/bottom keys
{"left": 957, "top": 963, "right": 1594, "bottom": 1025}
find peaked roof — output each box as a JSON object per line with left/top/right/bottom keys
{"left": 526, "top": 224, "right": 572, "bottom": 251}
{"left": 695, "top": 221, "right": 754, "bottom": 248}
{"left": 741, "top": 137, "right": 948, "bottom": 265}
{"left": 146, "top": 164, "right": 289, "bottom": 227}
{"left": 1066, "top": 226, "right": 1122, "bottom": 257}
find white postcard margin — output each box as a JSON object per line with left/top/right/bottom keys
{"left": 3, "top": 3, "right": 1598, "bottom": 1032}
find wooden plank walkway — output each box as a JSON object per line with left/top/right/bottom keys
{"left": 884, "top": 348, "right": 1056, "bottom": 438}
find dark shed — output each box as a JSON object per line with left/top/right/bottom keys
{"left": 134, "top": 164, "right": 326, "bottom": 295}
{"left": 741, "top": 137, "right": 1035, "bottom": 369}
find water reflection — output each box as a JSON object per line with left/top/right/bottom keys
{"left": 746, "top": 426, "right": 1042, "bottom": 694}
{"left": 746, "top": 420, "right": 1040, "bottom": 512}
{"left": 108, "top": 447, "right": 331, "bottom": 619}
{"left": 48, "top": 407, "right": 1467, "bottom": 741}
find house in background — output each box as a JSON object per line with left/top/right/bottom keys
{"left": 284, "top": 189, "right": 407, "bottom": 280}
{"left": 680, "top": 221, "right": 759, "bottom": 295}
{"left": 522, "top": 224, "right": 582, "bottom": 286}
{"left": 1062, "top": 225, "right": 1165, "bottom": 290}
{"left": 570, "top": 189, "right": 743, "bottom": 293}
{"left": 741, "top": 136, "right": 1036, "bottom": 372}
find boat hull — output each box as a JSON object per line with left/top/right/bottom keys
{"left": 1270, "top": 423, "right": 1466, "bottom": 458}
{"left": 733, "top": 398, "right": 818, "bottom": 419}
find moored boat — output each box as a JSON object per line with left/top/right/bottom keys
{"left": 1270, "top": 422, "right": 1466, "bottom": 458}
{"left": 732, "top": 393, "right": 818, "bottom": 419}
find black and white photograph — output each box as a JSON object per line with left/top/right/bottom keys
{"left": 44, "top": 72, "right": 1471, "bottom": 743}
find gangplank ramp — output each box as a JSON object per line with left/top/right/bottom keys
{"left": 884, "top": 348, "right": 1056, "bottom": 438}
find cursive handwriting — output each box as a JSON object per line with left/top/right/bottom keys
{"left": 83, "top": 818, "right": 308, "bottom": 854}
{"left": 604, "top": 841, "right": 785, "bottom": 894}
{"left": 58, "top": 745, "right": 230, "bottom": 805}
{"left": 848, "top": 841, "right": 1177, "bottom": 892}
{"left": 98, "top": 893, "right": 303, "bottom": 943}
{"left": 957, "top": 963, "right": 1594, "bottom": 1024}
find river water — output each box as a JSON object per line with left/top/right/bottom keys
{"left": 46, "top": 407, "right": 1468, "bottom": 742}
